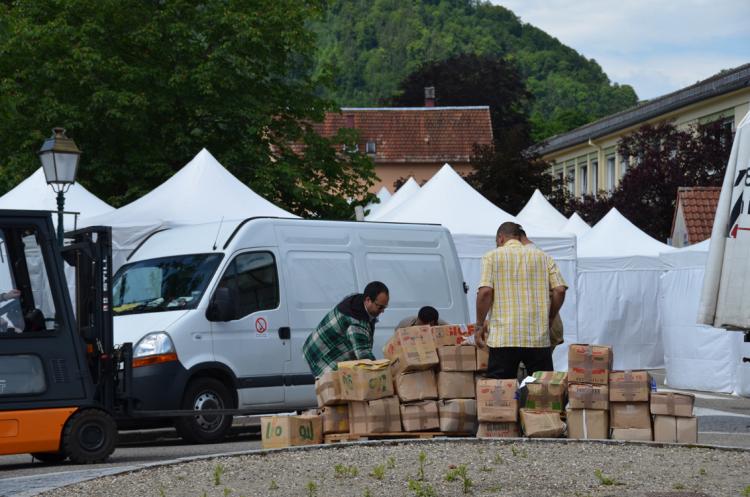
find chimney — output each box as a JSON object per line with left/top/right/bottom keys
{"left": 424, "top": 86, "right": 435, "bottom": 107}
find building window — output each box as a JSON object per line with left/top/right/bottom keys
{"left": 620, "top": 155, "right": 629, "bottom": 178}
{"left": 607, "top": 155, "right": 616, "bottom": 191}
{"left": 591, "top": 159, "right": 598, "bottom": 194}
{"left": 567, "top": 167, "right": 575, "bottom": 194}
{"left": 580, "top": 165, "right": 588, "bottom": 195}
{"left": 365, "top": 140, "right": 376, "bottom": 155}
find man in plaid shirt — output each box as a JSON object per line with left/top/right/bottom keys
{"left": 475, "top": 222, "right": 567, "bottom": 379}
{"left": 303, "top": 281, "right": 390, "bottom": 377}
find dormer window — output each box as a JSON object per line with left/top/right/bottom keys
{"left": 366, "top": 140, "right": 376, "bottom": 155}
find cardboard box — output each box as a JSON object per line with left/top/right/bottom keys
{"left": 438, "top": 399, "right": 477, "bottom": 433}
{"left": 477, "top": 422, "right": 519, "bottom": 438}
{"left": 383, "top": 326, "right": 439, "bottom": 372}
{"left": 609, "top": 370, "right": 651, "bottom": 402}
{"left": 566, "top": 409, "right": 609, "bottom": 440}
{"left": 437, "top": 371, "right": 475, "bottom": 399}
{"left": 568, "top": 344, "right": 612, "bottom": 385}
{"left": 519, "top": 409, "right": 565, "bottom": 438}
{"left": 348, "top": 396, "right": 401, "bottom": 434}
{"left": 315, "top": 370, "right": 343, "bottom": 407}
{"left": 650, "top": 392, "right": 695, "bottom": 417}
{"left": 611, "top": 427, "right": 653, "bottom": 441}
{"left": 338, "top": 363, "right": 394, "bottom": 401}
{"left": 437, "top": 346, "right": 477, "bottom": 371}
{"left": 653, "top": 415, "right": 698, "bottom": 443}
{"left": 476, "top": 378, "right": 518, "bottom": 422}
{"left": 261, "top": 415, "right": 323, "bottom": 449}
{"left": 568, "top": 383, "right": 609, "bottom": 410}
{"left": 321, "top": 405, "right": 349, "bottom": 434}
{"left": 610, "top": 402, "right": 651, "bottom": 429}
{"left": 400, "top": 400, "right": 440, "bottom": 432}
{"left": 476, "top": 346, "right": 488, "bottom": 371}
{"left": 431, "top": 324, "right": 473, "bottom": 347}
{"left": 394, "top": 369, "right": 438, "bottom": 402}
{"left": 525, "top": 371, "right": 567, "bottom": 412}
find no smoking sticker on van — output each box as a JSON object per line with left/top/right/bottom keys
{"left": 255, "top": 317, "right": 269, "bottom": 338}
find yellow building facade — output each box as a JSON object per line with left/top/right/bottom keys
{"left": 538, "top": 64, "right": 750, "bottom": 197}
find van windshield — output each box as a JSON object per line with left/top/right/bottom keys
{"left": 112, "top": 254, "right": 223, "bottom": 316}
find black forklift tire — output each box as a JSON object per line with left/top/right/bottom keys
{"left": 61, "top": 409, "right": 118, "bottom": 464}
{"left": 31, "top": 451, "right": 67, "bottom": 463}
{"left": 174, "top": 377, "right": 233, "bottom": 444}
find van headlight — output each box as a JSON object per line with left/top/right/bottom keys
{"left": 132, "top": 332, "right": 178, "bottom": 368}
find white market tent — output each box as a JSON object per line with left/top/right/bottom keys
{"left": 577, "top": 208, "right": 676, "bottom": 370}
{"left": 80, "top": 148, "right": 297, "bottom": 269}
{"left": 366, "top": 178, "right": 420, "bottom": 221}
{"left": 658, "top": 240, "right": 746, "bottom": 394}
{"left": 364, "top": 186, "right": 392, "bottom": 218}
{"left": 0, "top": 167, "right": 114, "bottom": 231}
{"left": 516, "top": 189, "right": 568, "bottom": 231}
{"left": 375, "top": 164, "right": 578, "bottom": 369}
{"left": 562, "top": 212, "right": 591, "bottom": 238}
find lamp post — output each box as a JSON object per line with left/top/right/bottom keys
{"left": 38, "top": 127, "right": 81, "bottom": 246}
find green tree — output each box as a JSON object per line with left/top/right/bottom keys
{"left": 0, "top": 0, "right": 376, "bottom": 218}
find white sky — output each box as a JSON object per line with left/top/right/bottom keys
{"left": 491, "top": 0, "right": 750, "bottom": 100}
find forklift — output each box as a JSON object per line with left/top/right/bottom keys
{"left": 0, "top": 210, "right": 130, "bottom": 463}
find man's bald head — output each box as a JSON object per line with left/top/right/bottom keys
{"left": 496, "top": 222, "right": 521, "bottom": 246}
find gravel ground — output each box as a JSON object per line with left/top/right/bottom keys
{"left": 41, "top": 439, "right": 750, "bottom": 497}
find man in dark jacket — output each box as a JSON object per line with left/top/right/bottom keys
{"left": 303, "top": 281, "right": 389, "bottom": 377}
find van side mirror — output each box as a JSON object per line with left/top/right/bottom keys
{"left": 207, "top": 287, "right": 235, "bottom": 322}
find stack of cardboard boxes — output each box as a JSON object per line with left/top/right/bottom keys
{"left": 521, "top": 371, "right": 567, "bottom": 437}
{"left": 609, "top": 369, "right": 654, "bottom": 441}
{"left": 566, "top": 344, "right": 613, "bottom": 440}
{"left": 651, "top": 392, "right": 697, "bottom": 443}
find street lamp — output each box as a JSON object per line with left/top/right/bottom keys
{"left": 38, "top": 127, "right": 81, "bottom": 246}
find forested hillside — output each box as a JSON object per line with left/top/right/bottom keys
{"left": 313, "top": 0, "right": 638, "bottom": 140}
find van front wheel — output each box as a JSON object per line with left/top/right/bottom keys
{"left": 175, "top": 377, "right": 233, "bottom": 444}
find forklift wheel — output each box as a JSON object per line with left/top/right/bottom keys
{"left": 174, "top": 377, "right": 233, "bottom": 444}
{"left": 31, "top": 451, "right": 67, "bottom": 464}
{"left": 62, "top": 409, "right": 118, "bottom": 464}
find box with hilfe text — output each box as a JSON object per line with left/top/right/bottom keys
{"left": 431, "top": 324, "right": 474, "bottom": 347}
{"left": 568, "top": 344, "right": 612, "bottom": 385}
{"left": 476, "top": 378, "right": 518, "bottom": 422}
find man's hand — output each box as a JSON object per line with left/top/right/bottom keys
{"left": 474, "top": 321, "right": 489, "bottom": 349}
{"left": 1, "top": 289, "right": 20, "bottom": 301}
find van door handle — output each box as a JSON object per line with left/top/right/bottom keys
{"left": 278, "top": 327, "right": 291, "bottom": 340}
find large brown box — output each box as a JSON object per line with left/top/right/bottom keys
{"left": 315, "top": 370, "right": 343, "bottom": 407}
{"left": 383, "top": 326, "right": 439, "bottom": 372}
{"left": 261, "top": 415, "right": 323, "bottom": 449}
{"left": 609, "top": 370, "right": 651, "bottom": 402}
{"left": 519, "top": 409, "right": 565, "bottom": 438}
{"left": 653, "top": 415, "right": 698, "bottom": 443}
{"left": 476, "top": 346, "right": 489, "bottom": 371}
{"left": 431, "top": 324, "right": 472, "bottom": 347}
{"left": 394, "top": 369, "right": 438, "bottom": 402}
{"left": 525, "top": 371, "right": 567, "bottom": 412}
{"left": 437, "top": 371, "right": 475, "bottom": 399}
{"left": 348, "top": 396, "right": 401, "bottom": 434}
{"left": 400, "top": 400, "right": 440, "bottom": 432}
{"left": 321, "top": 405, "right": 349, "bottom": 434}
{"left": 568, "top": 383, "right": 609, "bottom": 410}
{"left": 610, "top": 402, "right": 651, "bottom": 429}
{"left": 611, "top": 427, "right": 653, "bottom": 441}
{"left": 568, "top": 344, "right": 613, "bottom": 385}
{"left": 437, "top": 346, "right": 477, "bottom": 371}
{"left": 338, "top": 360, "right": 393, "bottom": 401}
{"left": 438, "top": 399, "right": 477, "bottom": 433}
{"left": 476, "top": 378, "right": 518, "bottom": 422}
{"left": 476, "top": 422, "right": 520, "bottom": 438}
{"left": 566, "top": 409, "right": 609, "bottom": 440}
{"left": 650, "top": 392, "right": 695, "bottom": 417}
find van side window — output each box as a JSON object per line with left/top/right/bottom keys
{"left": 218, "top": 252, "right": 279, "bottom": 319}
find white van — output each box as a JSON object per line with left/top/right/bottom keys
{"left": 111, "top": 217, "right": 469, "bottom": 442}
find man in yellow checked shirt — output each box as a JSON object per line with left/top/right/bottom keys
{"left": 474, "top": 222, "right": 567, "bottom": 379}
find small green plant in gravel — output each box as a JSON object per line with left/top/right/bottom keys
{"left": 334, "top": 463, "right": 359, "bottom": 478}
{"left": 742, "top": 485, "right": 750, "bottom": 497}
{"left": 305, "top": 480, "right": 318, "bottom": 497}
{"left": 408, "top": 479, "right": 437, "bottom": 497}
{"left": 444, "top": 464, "right": 472, "bottom": 494}
{"left": 417, "top": 450, "right": 427, "bottom": 481}
{"left": 369, "top": 464, "right": 385, "bottom": 480}
{"left": 493, "top": 453, "right": 504, "bottom": 465}
{"left": 158, "top": 487, "right": 166, "bottom": 497}
{"left": 698, "top": 468, "right": 707, "bottom": 476}
{"left": 213, "top": 464, "right": 225, "bottom": 486}
{"left": 510, "top": 446, "right": 528, "bottom": 458}
{"left": 480, "top": 465, "right": 493, "bottom": 472}
{"left": 363, "top": 489, "right": 372, "bottom": 497}
{"left": 593, "top": 469, "right": 622, "bottom": 486}
{"left": 673, "top": 483, "right": 685, "bottom": 490}
{"left": 487, "top": 484, "right": 502, "bottom": 493}
{"left": 387, "top": 456, "right": 396, "bottom": 469}
{"left": 268, "top": 480, "right": 279, "bottom": 490}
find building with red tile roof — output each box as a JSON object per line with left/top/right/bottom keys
{"left": 671, "top": 186, "right": 721, "bottom": 247}
{"left": 314, "top": 106, "right": 493, "bottom": 192}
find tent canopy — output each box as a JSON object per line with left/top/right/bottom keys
{"left": 516, "top": 189, "right": 568, "bottom": 231}
{"left": 562, "top": 212, "right": 591, "bottom": 238}
{"left": 367, "top": 178, "right": 420, "bottom": 221}
{"left": 578, "top": 208, "right": 674, "bottom": 259}
{"left": 0, "top": 167, "right": 113, "bottom": 230}
{"left": 365, "top": 186, "right": 392, "bottom": 218}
